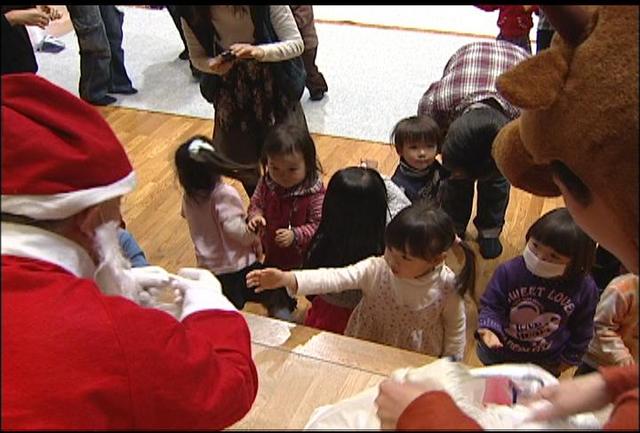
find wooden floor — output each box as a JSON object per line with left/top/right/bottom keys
{"left": 98, "top": 105, "right": 565, "bottom": 368}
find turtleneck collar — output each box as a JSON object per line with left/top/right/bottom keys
{"left": 398, "top": 158, "right": 437, "bottom": 179}
{"left": 389, "top": 262, "right": 447, "bottom": 310}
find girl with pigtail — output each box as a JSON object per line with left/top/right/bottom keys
{"left": 174, "top": 135, "right": 273, "bottom": 310}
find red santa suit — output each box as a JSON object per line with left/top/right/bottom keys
{"left": 2, "top": 223, "right": 258, "bottom": 429}
{"left": 1, "top": 73, "right": 259, "bottom": 429}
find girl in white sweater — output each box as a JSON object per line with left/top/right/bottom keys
{"left": 247, "top": 201, "right": 476, "bottom": 360}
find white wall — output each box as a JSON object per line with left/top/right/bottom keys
{"left": 313, "top": 5, "right": 539, "bottom": 40}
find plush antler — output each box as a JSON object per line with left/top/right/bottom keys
{"left": 541, "top": 6, "right": 591, "bottom": 47}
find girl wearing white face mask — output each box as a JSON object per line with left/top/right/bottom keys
{"left": 476, "top": 207, "right": 599, "bottom": 377}
{"left": 246, "top": 201, "right": 476, "bottom": 361}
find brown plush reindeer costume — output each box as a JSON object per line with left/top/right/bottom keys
{"left": 492, "top": 5, "right": 639, "bottom": 255}
{"left": 381, "top": 6, "right": 638, "bottom": 430}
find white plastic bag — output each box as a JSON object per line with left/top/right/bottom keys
{"left": 304, "top": 358, "right": 604, "bottom": 430}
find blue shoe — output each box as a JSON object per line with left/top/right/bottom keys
{"left": 478, "top": 237, "right": 503, "bottom": 259}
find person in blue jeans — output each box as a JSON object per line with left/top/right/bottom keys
{"left": 117, "top": 228, "right": 148, "bottom": 268}
{"left": 67, "top": 5, "right": 137, "bottom": 106}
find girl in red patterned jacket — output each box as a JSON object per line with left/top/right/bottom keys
{"left": 476, "top": 5, "right": 539, "bottom": 53}
{"left": 247, "top": 122, "right": 325, "bottom": 321}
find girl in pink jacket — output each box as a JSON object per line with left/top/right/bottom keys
{"left": 175, "top": 135, "right": 273, "bottom": 311}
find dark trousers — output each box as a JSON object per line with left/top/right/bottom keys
{"left": 536, "top": 29, "right": 555, "bottom": 53}
{"left": 441, "top": 175, "right": 510, "bottom": 239}
{"left": 574, "top": 361, "right": 598, "bottom": 377}
{"left": 165, "top": 5, "right": 187, "bottom": 51}
{"left": 165, "top": 5, "right": 197, "bottom": 74}
{"left": 497, "top": 33, "right": 532, "bottom": 54}
{"left": 67, "top": 5, "right": 133, "bottom": 101}
{"left": 592, "top": 245, "right": 622, "bottom": 294}
{"left": 216, "top": 261, "right": 297, "bottom": 314}
{"left": 300, "top": 47, "right": 327, "bottom": 94}
{"left": 476, "top": 339, "right": 561, "bottom": 378}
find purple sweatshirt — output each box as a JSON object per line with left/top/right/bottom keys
{"left": 478, "top": 256, "right": 599, "bottom": 365}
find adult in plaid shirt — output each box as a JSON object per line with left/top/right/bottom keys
{"left": 418, "top": 41, "right": 530, "bottom": 259}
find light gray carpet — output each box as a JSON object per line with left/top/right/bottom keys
{"left": 35, "top": 6, "right": 502, "bottom": 143}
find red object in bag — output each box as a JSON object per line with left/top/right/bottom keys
{"left": 482, "top": 376, "right": 514, "bottom": 406}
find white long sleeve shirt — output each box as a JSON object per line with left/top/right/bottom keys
{"left": 291, "top": 256, "right": 466, "bottom": 360}
{"left": 182, "top": 5, "right": 304, "bottom": 74}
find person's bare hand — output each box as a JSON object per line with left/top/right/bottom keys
{"left": 275, "top": 228, "right": 294, "bottom": 248}
{"left": 230, "top": 43, "right": 265, "bottom": 60}
{"left": 375, "top": 379, "right": 441, "bottom": 430}
{"left": 246, "top": 268, "right": 296, "bottom": 293}
{"left": 5, "top": 8, "right": 50, "bottom": 29}
{"left": 522, "top": 371, "right": 611, "bottom": 422}
{"left": 207, "top": 55, "right": 235, "bottom": 75}
{"left": 38, "top": 5, "right": 62, "bottom": 20}
{"left": 247, "top": 215, "right": 266, "bottom": 234}
{"left": 478, "top": 328, "right": 503, "bottom": 349}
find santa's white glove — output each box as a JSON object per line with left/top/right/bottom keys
{"left": 171, "top": 267, "right": 237, "bottom": 321}
{"left": 125, "top": 266, "right": 172, "bottom": 289}
{"left": 124, "top": 266, "right": 183, "bottom": 319}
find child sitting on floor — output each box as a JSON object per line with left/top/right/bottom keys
{"left": 476, "top": 207, "right": 599, "bottom": 377}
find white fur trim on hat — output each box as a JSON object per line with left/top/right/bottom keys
{"left": 1, "top": 172, "right": 136, "bottom": 220}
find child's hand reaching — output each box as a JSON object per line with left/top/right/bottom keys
{"left": 478, "top": 328, "right": 503, "bottom": 349}
{"left": 247, "top": 215, "right": 266, "bottom": 235}
{"left": 275, "top": 228, "right": 295, "bottom": 248}
{"left": 246, "top": 268, "right": 298, "bottom": 294}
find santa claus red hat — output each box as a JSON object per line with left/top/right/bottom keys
{"left": 1, "top": 73, "right": 136, "bottom": 220}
